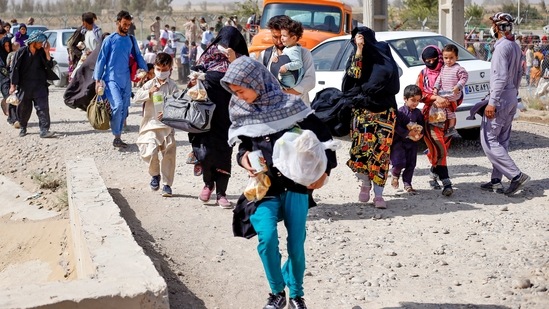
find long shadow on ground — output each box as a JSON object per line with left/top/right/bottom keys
{"left": 110, "top": 188, "right": 207, "bottom": 309}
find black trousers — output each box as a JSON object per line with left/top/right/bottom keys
{"left": 17, "top": 86, "right": 50, "bottom": 131}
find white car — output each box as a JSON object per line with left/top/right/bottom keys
{"left": 308, "top": 31, "right": 493, "bottom": 139}
{"left": 44, "top": 29, "right": 77, "bottom": 87}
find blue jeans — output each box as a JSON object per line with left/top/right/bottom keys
{"left": 250, "top": 191, "right": 308, "bottom": 298}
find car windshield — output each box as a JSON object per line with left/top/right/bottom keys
{"left": 260, "top": 3, "right": 342, "bottom": 33}
{"left": 387, "top": 35, "right": 478, "bottom": 67}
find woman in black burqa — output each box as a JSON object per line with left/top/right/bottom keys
{"left": 341, "top": 26, "right": 400, "bottom": 209}
{"left": 189, "top": 26, "right": 249, "bottom": 208}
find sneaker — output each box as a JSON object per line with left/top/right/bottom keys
{"left": 480, "top": 179, "right": 505, "bottom": 194}
{"left": 162, "top": 185, "right": 172, "bottom": 197}
{"left": 199, "top": 184, "right": 215, "bottom": 202}
{"left": 263, "top": 291, "right": 287, "bottom": 309}
{"left": 39, "top": 130, "right": 55, "bottom": 138}
{"left": 391, "top": 176, "right": 399, "bottom": 189}
{"left": 19, "top": 127, "right": 27, "bottom": 137}
{"left": 288, "top": 297, "right": 307, "bottom": 309}
{"left": 13, "top": 121, "right": 20, "bottom": 129}
{"left": 358, "top": 185, "right": 371, "bottom": 203}
{"left": 373, "top": 196, "right": 387, "bottom": 209}
{"left": 216, "top": 195, "right": 232, "bottom": 209}
{"left": 113, "top": 137, "right": 128, "bottom": 148}
{"left": 504, "top": 173, "right": 530, "bottom": 196}
{"left": 441, "top": 178, "right": 453, "bottom": 196}
{"left": 150, "top": 175, "right": 161, "bottom": 191}
{"left": 444, "top": 127, "right": 461, "bottom": 138}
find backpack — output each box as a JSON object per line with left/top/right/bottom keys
{"left": 67, "top": 26, "right": 85, "bottom": 64}
{"left": 533, "top": 56, "right": 541, "bottom": 68}
{"left": 310, "top": 87, "right": 353, "bottom": 137}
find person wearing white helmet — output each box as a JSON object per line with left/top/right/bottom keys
{"left": 480, "top": 12, "right": 530, "bottom": 195}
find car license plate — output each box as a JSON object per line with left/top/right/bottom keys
{"left": 465, "top": 83, "right": 489, "bottom": 94}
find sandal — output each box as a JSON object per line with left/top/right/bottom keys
{"left": 193, "top": 163, "right": 203, "bottom": 176}
{"left": 404, "top": 185, "right": 417, "bottom": 194}
{"left": 391, "top": 176, "right": 399, "bottom": 189}
{"left": 186, "top": 151, "right": 198, "bottom": 164}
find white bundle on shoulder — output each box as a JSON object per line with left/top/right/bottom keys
{"left": 272, "top": 129, "right": 340, "bottom": 187}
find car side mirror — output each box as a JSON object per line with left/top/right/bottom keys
{"left": 398, "top": 66, "right": 403, "bottom": 77}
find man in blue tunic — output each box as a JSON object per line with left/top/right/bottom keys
{"left": 480, "top": 12, "right": 530, "bottom": 195}
{"left": 94, "top": 10, "right": 147, "bottom": 148}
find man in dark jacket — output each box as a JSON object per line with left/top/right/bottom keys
{"left": 10, "top": 30, "right": 55, "bottom": 138}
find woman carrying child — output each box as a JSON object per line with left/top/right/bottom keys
{"left": 416, "top": 45, "right": 455, "bottom": 196}
{"left": 221, "top": 56, "right": 337, "bottom": 309}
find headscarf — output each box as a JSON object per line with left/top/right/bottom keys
{"left": 420, "top": 45, "right": 443, "bottom": 94}
{"left": 196, "top": 26, "right": 249, "bottom": 73}
{"left": 341, "top": 26, "right": 399, "bottom": 112}
{"left": 24, "top": 30, "right": 47, "bottom": 45}
{"left": 221, "top": 56, "right": 312, "bottom": 145}
{"left": 0, "top": 37, "right": 12, "bottom": 63}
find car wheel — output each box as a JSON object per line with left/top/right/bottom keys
{"left": 51, "top": 65, "right": 67, "bottom": 87}
{"left": 457, "top": 127, "right": 480, "bottom": 140}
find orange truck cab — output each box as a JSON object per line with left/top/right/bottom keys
{"left": 249, "top": 0, "right": 354, "bottom": 59}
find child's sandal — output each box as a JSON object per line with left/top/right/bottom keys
{"left": 193, "top": 163, "right": 203, "bottom": 177}
{"left": 391, "top": 176, "right": 399, "bottom": 189}
{"left": 186, "top": 151, "right": 198, "bottom": 165}
{"left": 404, "top": 185, "right": 417, "bottom": 194}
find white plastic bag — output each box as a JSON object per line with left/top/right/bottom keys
{"left": 272, "top": 129, "right": 340, "bottom": 187}
{"left": 188, "top": 71, "right": 208, "bottom": 101}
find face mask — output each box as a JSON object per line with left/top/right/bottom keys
{"left": 425, "top": 59, "right": 438, "bottom": 70}
{"left": 490, "top": 26, "right": 497, "bottom": 39}
{"left": 155, "top": 69, "right": 170, "bottom": 80}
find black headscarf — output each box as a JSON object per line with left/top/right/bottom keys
{"left": 0, "top": 37, "right": 12, "bottom": 64}
{"left": 341, "top": 26, "right": 399, "bottom": 113}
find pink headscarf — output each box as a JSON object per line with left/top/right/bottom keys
{"left": 420, "top": 45, "right": 443, "bottom": 94}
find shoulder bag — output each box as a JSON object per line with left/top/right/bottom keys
{"left": 87, "top": 94, "right": 111, "bottom": 130}
{"left": 161, "top": 89, "right": 216, "bottom": 133}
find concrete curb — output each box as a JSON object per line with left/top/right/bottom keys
{"left": 0, "top": 158, "right": 169, "bottom": 309}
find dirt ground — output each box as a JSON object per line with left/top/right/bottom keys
{"left": 0, "top": 86, "right": 548, "bottom": 309}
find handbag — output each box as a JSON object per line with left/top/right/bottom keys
{"left": 87, "top": 95, "right": 111, "bottom": 130}
{"left": 161, "top": 90, "right": 216, "bottom": 133}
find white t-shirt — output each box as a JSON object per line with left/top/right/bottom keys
{"left": 160, "top": 29, "right": 169, "bottom": 40}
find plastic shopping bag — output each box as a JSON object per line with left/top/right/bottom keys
{"left": 188, "top": 71, "right": 208, "bottom": 101}
{"left": 272, "top": 129, "right": 340, "bottom": 187}
{"left": 244, "top": 173, "right": 271, "bottom": 201}
{"left": 428, "top": 106, "right": 446, "bottom": 124}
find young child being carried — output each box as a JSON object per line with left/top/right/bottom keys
{"left": 133, "top": 52, "right": 179, "bottom": 197}
{"left": 273, "top": 19, "right": 304, "bottom": 89}
{"left": 390, "top": 85, "right": 425, "bottom": 193}
{"left": 432, "top": 43, "right": 469, "bottom": 138}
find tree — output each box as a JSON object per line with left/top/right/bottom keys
{"left": 21, "top": 0, "right": 35, "bottom": 13}
{"left": 129, "top": 0, "right": 147, "bottom": 15}
{"left": 233, "top": 0, "right": 260, "bottom": 21}
{"left": 401, "top": 0, "right": 438, "bottom": 29}
{"left": 157, "top": 0, "right": 173, "bottom": 15}
{"left": 0, "top": 0, "right": 7, "bottom": 13}
{"left": 465, "top": 3, "right": 483, "bottom": 21}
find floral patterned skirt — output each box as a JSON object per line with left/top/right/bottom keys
{"left": 346, "top": 108, "right": 396, "bottom": 186}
